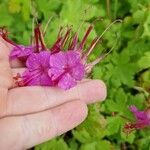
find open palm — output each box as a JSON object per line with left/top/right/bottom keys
{"left": 0, "top": 38, "right": 107, "bottom": 150}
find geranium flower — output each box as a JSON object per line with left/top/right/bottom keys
{"left": 129, "top": 105, "right": 150, "bottom": 125}
{"left": 19, "top": 51, "right": 52, "bottom": 86}
{"left": 1, "top": 20, "right": 120, "bottom": 89}
{"left": 10, "top": 45, "right": 34, "bottom": 61}
{"left": 123, "top": 105, "right": 150, "bottom": 134}
{"left": 48, "top": 51, "right": 85, "bottom": 90}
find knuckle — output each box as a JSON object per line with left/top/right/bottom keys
{"left": 21, "top": 110, "right": 57, "bottom": 142}
{"left": 36, "top": 111, "right": 57, "bottom": 138}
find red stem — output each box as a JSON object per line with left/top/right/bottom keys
{"left": 78, "top": 25, "right": 93, "bottom": 51}
{"left": 61, "top": 28, "right": 71, "bottom": 48}
{"left": 38, "top": 27, "right": 47, "bottom": 50}
{"left": 34, "top": 26, "right": 39, "bottom": 52}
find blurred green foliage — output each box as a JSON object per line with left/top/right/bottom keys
{"left": 1, "top": 0, "right": 150, "bottom": 149}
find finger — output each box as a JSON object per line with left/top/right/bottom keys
{"left": 0, "top": 39, "right": 13, "bottom": 88}
{"left": 0, "top": 100, "right": 87, "bottom": 150}
{"left": 0, "top": 39, "right": 13, "bottom": 120}
{"left": 2, "top": 80, "right": 106, "bottom": 117}
{"left": 1, "top": 38, "right": 24, "bottom": 68}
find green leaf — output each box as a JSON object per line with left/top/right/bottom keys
{"left": 106, "top": 116, "right": 123, "bottom": 136}
{"left": 8, "top": 0, "right": 21, "bottom": 13}
{"left": 35, "top": 138, "right": 69, "bottom": 150}
{"left": 138, "top": 52, "right": 150, "bottom": 69}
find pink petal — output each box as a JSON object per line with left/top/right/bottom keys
{"left": 26, "top": 53, "right": 40, "bottom": 69}
{"left": 129, "top": 105, "right": 138, "bottom": 113}
{"left": 22, "top": 69, "right": 52, "bottom": 86}
{"left": 10, "top": 47, "right": 20, "bottom": 59}
{"left": 129, "top": 105, "right": 149, "bottom": 123}
{"left": 40, "top": 74, "right": 53, "bottom": 86}
{"left": 66, "top": 51, "right": 80, "bottom": 67}
{"left": 58, "top": 73, "right": 76, "bottom": 90}
{"left": 22, "top": 70, "right": 41, "bottom": 86}
{"left": 48, "top": 68, "right": 64, "bottom": 80}
{"left": 70, "top": 63, "right": 85, "bottom": 80}
{"left": 50, "top": 52, "right": 67, "bottom": 69}
{"left": 38, "top": 51, "right": 51, "bottom": 67}
{"left": 10, "top": 45, "right": 34, "bottom": 60}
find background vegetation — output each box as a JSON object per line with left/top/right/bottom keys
{"left": 1, "top": 0, "right": 150, "bottom": 149}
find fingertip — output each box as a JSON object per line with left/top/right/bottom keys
{"left": 92, "top": 80, "right": 107, "bottom": 101}
{"left": 53, "top": 100, "right": 88, "bottom": 128}
{"left": 77, "top": 79, "right": 107, "bottom": 104}
{"left": 72, "top": 100, "right": 88, "bottom": 123}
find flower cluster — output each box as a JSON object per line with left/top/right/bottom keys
{"left": 123, "top": 105, "right": 150, "bottom": 134}
{"left": 1, "top": 24, "right": 104, "bottom": 90}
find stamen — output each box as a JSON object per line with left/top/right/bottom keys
{"left": 68, "top": 33, "right": 78, "bottom": 50}
{"left": 43, "top": 16, "right": 53, "bottom": 36}
{"left": 38, "top": 25, "right": 47, "bottom": 50}
{"left": 82, "top": 36, "right": 99, "bottom": 59}
{"left": 84, "top": 19, "right": 122, "bottom": 59}
{"left": 13, "top": 73, "right": 21, "bottom": 80}
{"left": 61, "top": 27, "right": 72, "bottom": 48}
{"left": 78, "top": 25, "right": 93, "bottom": 51}
{"left": 51, "top": 37, "right": 62, "bottom": 53}
{"left": 57, "top": 26, "right": 63, "bottom": 38}
{"left": 34, "top": 25, "right": 39, "bottom": 52}
{"left": 0, "top": 27, "right": 19, "bottom": 48}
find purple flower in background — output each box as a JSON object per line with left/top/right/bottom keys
{"left": 10, "top": 45, "right": 34, "bottom": 61}
{"left": 20, "top": 51, "right": 52, "bottom": 86}
{"left": 123, "top": 105, "right": 150, "bottom": 134}
{"left": 129, "top": 105, "right": 150, "bottom": 127}
{"left": 48, "top": 51, "right": 85, "bottom": 90}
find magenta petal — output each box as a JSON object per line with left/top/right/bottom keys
{"left": 71, "top": 63, "right": 85, "bottom": 80}
{"left": 48, "top": 68, "right": 64, "bottom": 80}
{"left": 66, "top": 51, "right": 80, "bottom": 67}
{"left": 40, "top": 74, "right": 53, "bottom": 86}
{"left": 23, "top": 51, "right": 51, "bottom": 86}
{"left": 22, "top": 70, "right": 41, "bottom": 86}
{"left": 26, "top": 53, "right": 40, "bottom": 69}
{"left": 10, "top": 47, "right": 20, "bottom": 59}
{"left": 22, "top": 69, "right": 52, "bottom": 86}
{"left": 38, "top": 51, "right": 51, "bottom": 67}
{"left": 129, "top": 105, "right": 138, "bottom": 113}
{"left": 129, "top": 105, "right": 150, "bottom": 124}
{"left": 50, "top": 52, "right": 67, "bottom": 69}
{"left": 10, "top": 45, "right": 34, "bottom": 60}
{"left": 58, "top": 73, "right": 76, "bottom": 90}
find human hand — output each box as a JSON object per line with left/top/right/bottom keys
{"left": 0, "top": 38, "right": 107, "bottom": 150}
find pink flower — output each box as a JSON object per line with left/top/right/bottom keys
{"left": 10, "top": 45, "right": 34, "bottom": 61}
{"left": 123, "top": 105, "right": 150, "bottom": 134}
{"left": 20, "top": 51, "right": 52, "bottom": 86}
{"left": 129, "top": 105, "right": 150, "bottom": 126}
{"left": 4, "top": 23, "right": 111, "bottom": 90}
{"left": 48, "top": 51, "right": 85, "bottom": 90}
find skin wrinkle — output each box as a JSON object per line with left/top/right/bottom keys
{"left": 23, "top": 110, "right": 57, "bottom": 149}
{"left": 21, "top": 115, "right": 32, "bottom": 150}
{"left": 46, "top": 109, "right": 58, "bottom": 139}
{"left": 41, "top": 86, "right": 53, "bottom": 110}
